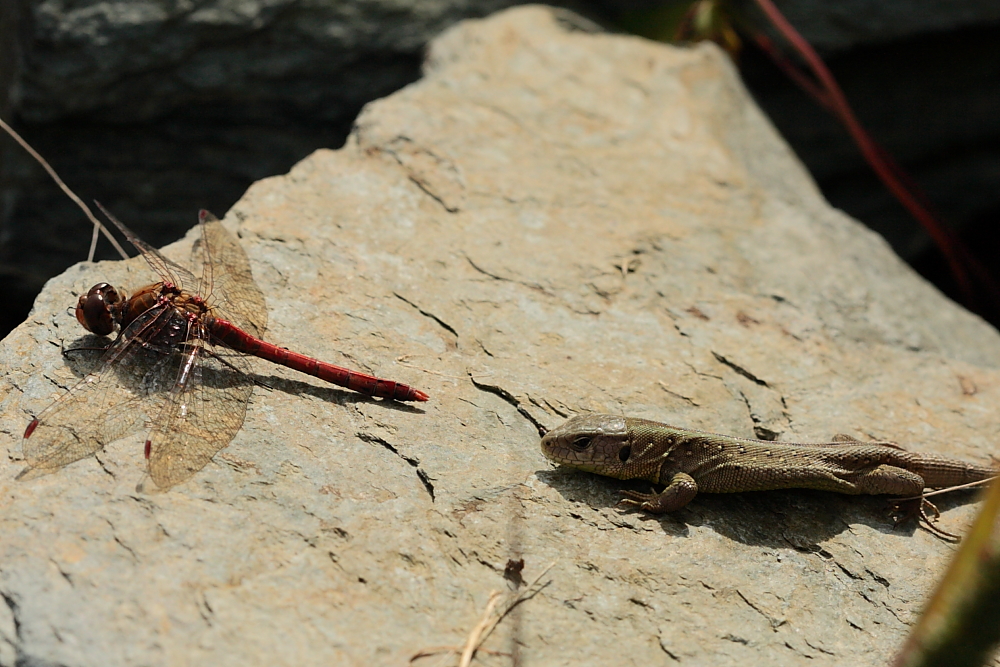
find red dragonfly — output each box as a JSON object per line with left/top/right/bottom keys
{"left": 19, "top": 205, "right": 427, "bottom": 490}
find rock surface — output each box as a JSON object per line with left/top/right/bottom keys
{"left": 4, "top": 0, "right": 1000, "bottom": 348}
{"left": 3, "top": 6, "right": 1000, "bottom": 666}
{"left": 0, "top": 0, "right": 537, "bottom": 339}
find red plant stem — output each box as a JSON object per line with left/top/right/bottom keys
{"left": 750, "top": 0, "right": 978, "bottom": 306}
{"left": 753, "top": 34, "right": 832, "bottom": 110}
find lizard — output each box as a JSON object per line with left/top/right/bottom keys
{"left": 540, "top": 414, "right": 996, "bottom": 537}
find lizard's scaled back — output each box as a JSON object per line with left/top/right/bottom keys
{"left": 541, "top": 414, "right": 995, "bottom": 515}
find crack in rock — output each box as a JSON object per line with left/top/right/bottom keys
{"left": 468, "top": 375, "right": 545, "bottom": 435}
{"left": 356, "top": 432, "right": 435, "bottom": 501}
{"left": 464, "top": 254, "right": 551, "bottom": 295}
{"left": 735, "top": 388, "right": 782, "bottom": 441}
{"left": 0, "top": 591, "right": 21, "bottom": 666}
{"left": 374, "top": 137, "right": 464, "bottom": 213}
{"left": 713, "top": 352, "right": 769, "bottom": 387}
{"left": 393, "top": 292, "right": 459, "bottom": 342}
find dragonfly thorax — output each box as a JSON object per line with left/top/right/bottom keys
{"left": 75, "top": 281, "right": 189, "bottom": 336}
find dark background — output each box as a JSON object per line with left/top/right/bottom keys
{"left": 2, "top": 0, "right": 998, "bottom": 339}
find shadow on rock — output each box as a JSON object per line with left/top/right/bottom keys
{"left": 61, "top": 335, "right": 425, "bottom": 413}
{"left": 537, "top": 466, "right": 982, "bottom": 547}
{"left": 61, "top": 334, "right": 112, "bottom": 376}
{"left": 253, "top": 373, "right": 427, "bottom": 414}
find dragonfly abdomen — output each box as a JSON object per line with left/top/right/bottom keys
{"left": 207, "top": 317, "right": 428, "bottom": 402}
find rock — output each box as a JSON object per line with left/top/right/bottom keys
{"left": 3, "top": 5, "right": 1000, "bottom": 665}
{"left": 740, "top": 24, "right": 1000, "bottom": 267}
{"left": 0, "top": 0, "right": 583, "bottom": 343}
{"left": 18, "top": 0, "right": 1000, "bottom": 122}
{"left": 734, "top": 0, "right": 1000, "bottom": 53}
{"left": 15, "top": 0, "right": 527, "bottom": 123}
{"left": 4, "top": 0, "right": 1000, "bottom": 349}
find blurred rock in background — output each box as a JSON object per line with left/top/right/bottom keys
{"left": 2, "top": 0, "right": 998, "bottom": 339}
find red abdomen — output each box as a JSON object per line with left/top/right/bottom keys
{"left": 207, "top": 317, "right": 428, "bottom": 402}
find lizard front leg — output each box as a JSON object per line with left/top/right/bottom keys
{"left": 620, "top": 472, "right": 698, "bottom": 513}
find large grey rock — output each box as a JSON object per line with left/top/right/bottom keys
{"left": 3, "top": 6, "right": 1000, "bottom": 666}
{"left": 4, "top": 0, "right": 1000, "bottom": 349}
{"left": 0, "top": 0, "right": 562, "bottom": 344}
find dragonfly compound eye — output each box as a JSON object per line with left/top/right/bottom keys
{"left": 75, "top": 282, "right": 122, "bottom": 336}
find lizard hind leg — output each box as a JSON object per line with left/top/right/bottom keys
{"left": 844, "top": 464, "right": 926, "bottom": 496}
{"left": 619, "top": 472, "right": 698, "bottom": 514}
{"left": 851, "top": 465, "right": 961, "bottom": 539}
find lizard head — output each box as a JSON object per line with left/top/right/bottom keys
{"left": 540, "top": 414, "right": 636, "bottom": 480}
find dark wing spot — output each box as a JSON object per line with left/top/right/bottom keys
{"left": 618, "top": 445, "right": 632, "bottom": 463}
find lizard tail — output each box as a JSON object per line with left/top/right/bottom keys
{"left": 915, "top": 453, "right": 996, "bottom": 489}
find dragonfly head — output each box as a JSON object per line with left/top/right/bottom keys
{"left": 76, "top": 282, "right": 124, "bottom": 336}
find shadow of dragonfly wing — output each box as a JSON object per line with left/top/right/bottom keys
{"left": 20, "top": 305, "right": 176, "bottom": 477}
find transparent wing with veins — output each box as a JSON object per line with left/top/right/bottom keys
{"left": 95, "top": 202, "right": 267, "bottom": 341}
{"left": 19, "top": 306, "right": 177, "bottom": 477}
{"left": 112, "top": 209, "right": 266, "bottom": 488}
{"left": 22, "top": 208, "right": 264, "bottom": 488}
{"left": 143, "top": 321, "right": 255, "bottom": 490}
{"left": 94, "top": 200, "right": 198, "bottom": 289}
{"left": 193, "top": 210, "right": 268, "bottom": 339}
{"left": 131, "top": 210, "right": 266, "bottom": 489}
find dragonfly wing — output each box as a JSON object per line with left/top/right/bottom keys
{"left": 94, "top": 201, "right": 199, "bottom": 289}
{"left": 20, "top": 306, "right": 174, "bottom": 477}
{"left": 145, "top": 332, "right": 255, "bottom": 490}
{"left": 194, "top": 211, "right": 268, "bottom": 339}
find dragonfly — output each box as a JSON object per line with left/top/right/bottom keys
{"left": 19, "top": 204, "right": 428, "bottom": 490}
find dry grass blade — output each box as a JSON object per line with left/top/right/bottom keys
{"left": 410, "top": 560, "right": 557, "bottom": 666}
{"left": 889, "top": 477, "right": 998, "bottom": 540}
{"left": 896, "top": 477, "right": 998, "bottom": 502}
{"left": 0, "top": 115, "right": 128, "bottom": 261}
{"left": 458, "top": 591, "right": 503, "bottom": 667}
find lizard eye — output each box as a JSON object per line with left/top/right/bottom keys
{"left": 570, "top": 435, "right": 592, "bottom": 451}
{"left": 618, "top": 445, "right": 631, "bottom": 463}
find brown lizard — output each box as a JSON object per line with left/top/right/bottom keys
{"left": 540, "top": 414, "right": 996, "bottom": 536}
